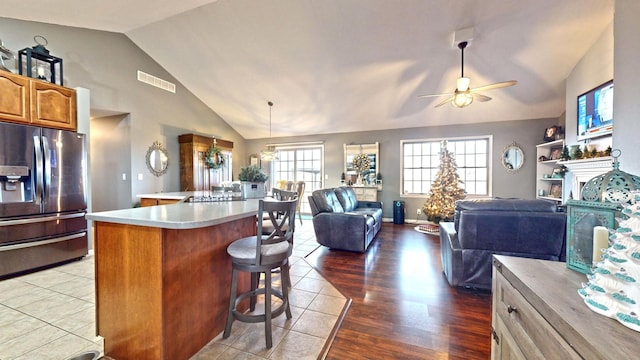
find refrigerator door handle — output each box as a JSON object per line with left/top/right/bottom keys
{"left": 42, "top": 136, "right": 51, "bottom": 201}
{"left": 0, "top": 212, "right": 86, "bottom": 227}
{"left": 33, "top": 135, "right": 44, "bottom": 205}
{"left": 0, "top": 232, "right": 86, "bottom": 252}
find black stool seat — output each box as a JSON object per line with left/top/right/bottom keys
{"left": 223, "top": 198, "right": 297, "bottom": 348}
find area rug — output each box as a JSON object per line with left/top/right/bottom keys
{"left": 414, "top": 223, "right": 439, "bottom": 235}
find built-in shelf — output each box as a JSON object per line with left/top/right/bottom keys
{"left": 536, "top": 139, "right": 566, "bottom": 203}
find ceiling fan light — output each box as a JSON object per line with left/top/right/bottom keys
{"left": 452, "top": 92, "right": 473, "bottom": 108}
{"left": 456, "top": 77, "right": 471, "bottom": 91}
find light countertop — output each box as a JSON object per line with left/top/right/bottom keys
{"left": 136, "top": 191, "right": 198, "bottom": 200}
{"left": 86, "top": 199, "right": 261, "bottom": 229}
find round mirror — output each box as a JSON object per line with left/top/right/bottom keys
{"left": 146, "top": 141, "right": 169, "bottom": 177}
{"left": 502, "top": 142, "right": 525, "bottom": 173}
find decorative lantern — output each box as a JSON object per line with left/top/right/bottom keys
{"left": 18, "top": 35, "right": 63, "bottom": 85}
{"left": 580, "top": 149, "right": 640, "bottom": 203}
{"left": 565, "top": 149, "right": 640, "bottom": 274}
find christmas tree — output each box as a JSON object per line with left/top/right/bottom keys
{"left": 561, "top": 145, "right": 571, "bottom": 161}
{"left": 423, "top": 141, "right": 466, "bottom": 223}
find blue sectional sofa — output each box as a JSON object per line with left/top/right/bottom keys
{"left": 439, "top": 198, "right": 567, "bottom": 290}
{"left": 308, "top": 186, "right": 382, "bottom": 252}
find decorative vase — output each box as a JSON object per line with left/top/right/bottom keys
{"left": 240, "top": 181, "right": 266, "bottom": 199}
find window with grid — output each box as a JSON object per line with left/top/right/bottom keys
{"left": 271, "top": 145, "right": 323, "bottom": 214}
{"left": 401, "top": 136, "right": 491, "bottom": 196}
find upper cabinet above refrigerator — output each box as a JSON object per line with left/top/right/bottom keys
{"left": 0, "top": 70, "right": 77, "bottom": 131}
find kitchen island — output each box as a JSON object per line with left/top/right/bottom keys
{"left": 86, "top": 199, "right": 260, "bottom": 360}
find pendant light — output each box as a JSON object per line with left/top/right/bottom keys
{"left": 260, "top": 101, "right": 279, "bottom": 161}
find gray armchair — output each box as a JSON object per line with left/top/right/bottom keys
{"left": 308, "top": 187, "right": 382, "bottom": 252}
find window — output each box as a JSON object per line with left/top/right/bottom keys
{"left": 401, "top": 136, "right": 491, "bottom": 196}
{"left": 271, "top": 144, "right": 324, "bottom": 214}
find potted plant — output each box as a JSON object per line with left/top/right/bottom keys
{"left": 238, "top": 165, "right": 268, "bottom": 198}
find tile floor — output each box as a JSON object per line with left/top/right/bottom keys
{"left": 0, "top": 221, "right": 346, "bottom": 360}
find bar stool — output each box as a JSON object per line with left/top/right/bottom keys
{"left": 262, "top": 188, "right": 297, "bottom": 235}
{"left": 223, "top": 198, "right": 297, "bottom": 348}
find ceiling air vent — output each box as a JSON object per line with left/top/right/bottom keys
{"left": 137, "top": 70, "right": 176, "bottom": 93}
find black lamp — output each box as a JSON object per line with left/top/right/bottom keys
{"left": 18, "top": 35, "right": 63, "bottom": 85}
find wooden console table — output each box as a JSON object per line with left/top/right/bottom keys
{"left": 491, "top": 255, "right": 640, "bottom": 359}
{"left": 350, "top": 186, "right": 378, "bottom": 201}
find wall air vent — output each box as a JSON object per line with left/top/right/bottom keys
{"left": 137, "top": 70, "right": 176, "bottom": 93}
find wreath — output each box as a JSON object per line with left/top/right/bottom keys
{"left": 352, "top": 154, "right": 371, "bottom": 174}
{"left": 205, "top": 146, "right": 226, "bottom": 170}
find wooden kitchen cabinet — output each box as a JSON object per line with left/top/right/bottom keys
{"left": 0, "top": 70, "right": 30, "bottom": 123}
{"left": 178, "top": 134, "right": 233, "bottom": 192}
{"left": 30, "top": 80, "right": 77, "bottom": 130}
{"left": 139, "top": 197, "right": 182, "bottom": 207}
{"left": 0, "top": 70, "right": 76, "bottom": 130}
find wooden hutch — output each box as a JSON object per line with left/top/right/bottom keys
{"left": 178, "top": 133, "right": 233, "bottom": 191}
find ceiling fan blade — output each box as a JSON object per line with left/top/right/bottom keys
{"left": 470, "top": 80, "right": 518, "bottom": 93}
{"left": 434, "top": 96, "right": 454, "bottom": 108}
{"left": 474, "top": 94, "right": 492, "bottom": 102}
{"left": 418, "top": 92, "right": 454, "bottom": 98}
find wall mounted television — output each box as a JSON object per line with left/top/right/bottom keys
{"left": 577, "top": 79, "right": 613, "bottom": 141}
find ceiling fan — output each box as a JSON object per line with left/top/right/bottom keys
{"left": 419, "top": 41, "right": 517, "bottom": 108}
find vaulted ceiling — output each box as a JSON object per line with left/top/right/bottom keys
{"left": 3, "top": 0, "right": 614, "bottom": 139}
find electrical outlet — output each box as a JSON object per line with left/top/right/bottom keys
{"left": 416, "top": 208, "right": 422, "bottom": 215}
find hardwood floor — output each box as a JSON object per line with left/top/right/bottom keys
{"left": 305, "top": 223, "right": 492, "bottom": 360}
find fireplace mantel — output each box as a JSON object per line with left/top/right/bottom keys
{"left": 559, "top": 157, "right": 613, "bottom": 200}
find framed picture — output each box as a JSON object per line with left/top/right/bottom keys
{"left": 549, "top": 183, "right": 562, "bottom": 198}
{"left": 249, "top": 154, "right": 259, "bottom": 166}
{"left": 543, "top": 125, "right": 563, "bottom": 142}
{"left": 549, "top": 146, "right": 563, "bottom": 160}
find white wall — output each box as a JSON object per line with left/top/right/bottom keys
{"left": 246, "top": 116, "right": 559, "bottom": 220}
{"left": 565, "top": 22, "right": 614, "bottom": 150}
{"left": 0, "top": 17, "right": 248, "bottom": 209}
{"left": 613, "top": 0, "right": 640, "bottom": 175}
{"left": 90, "top": 114, "right": 132, "bottom": 211}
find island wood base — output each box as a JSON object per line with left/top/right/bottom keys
{"left": 95, "top": 216, "right": 254, "bottom": 360}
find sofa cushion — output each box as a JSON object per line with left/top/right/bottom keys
{"left": 311, "top": 189, "right": 344, "bottom": 213}
{"left": 334, "top": 186, "right": 358, "bottom": 212}
{"left": 456, "top": 211, "right": 566, "bottom": 255}
{"left": 454, "top": 198, "right": 558, "bottom": 231}
{"left": 455, "top": 198, "right": 557, "bottom": 212}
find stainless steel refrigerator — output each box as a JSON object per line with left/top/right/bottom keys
{"left": 0, "top": 121, "right": 87, "bottom": 278}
